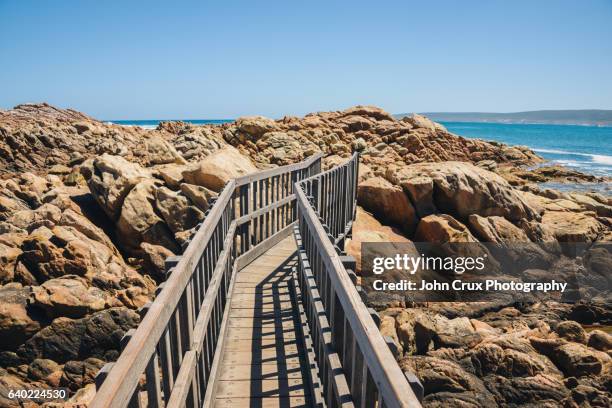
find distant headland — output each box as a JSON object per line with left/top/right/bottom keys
{"left": 394, "top": 110, "right": 612, "bottom": 126}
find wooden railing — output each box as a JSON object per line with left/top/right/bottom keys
{"left": 294, "top": 152, "right": 423, "bottom": 408}
{"left": 90, "top": 154, "right": 322, "bottom": 408}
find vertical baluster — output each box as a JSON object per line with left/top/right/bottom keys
{"left": 159, "top": 328, "right": 173, "bottom": 402}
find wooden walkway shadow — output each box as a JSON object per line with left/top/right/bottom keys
{"left": 214, "top": 236, "right": 316, "bottom": 408}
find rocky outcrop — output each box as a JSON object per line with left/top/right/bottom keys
{"left": 357, "top": 177, "right": 417, "bottom": 233}
{"left": 17, "top": 307, "right": 138, "bottom": 364}
{"left": 182, "top": 146, "right": 258, "bottom": 191}
{"left": 387, "top": 161, "right": 541, "bottom": 224}
{"left": 0, "top": 103, "right": 609, "bottom": 404}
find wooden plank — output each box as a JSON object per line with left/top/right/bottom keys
{"left": 225, "top": 327, "right": 298, "bottom": 341}
{"left": 218, "top": 363, "right": 304, "bottom": 380}
{"left": 215, "top": 379, "right": 307, "bottom": 398}
{"left": 221, "top": 342, "right": 300, "bottom": 356}
{"left": 214, "top": 397, "right": 310, "bottom": 408}
{"left": 222, "top": 353, "right": 304, "bottom": 366}
{"left": 236, "top": 223, "right": 296, "bottom": 270}
{"left": 223, "top": 338, "right": 299, "bottom": 351}
{"left": 200, "top": 260, "right": 238, "bottom": 408}
{"left": 231, "top": 294, "right": 293, "bottom": 303}
{"left": 166, "top": 350, "right": 197, "bottom": 408}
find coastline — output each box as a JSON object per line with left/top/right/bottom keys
{"left": 1, "top": 103, "right": 610, "bottom": 407}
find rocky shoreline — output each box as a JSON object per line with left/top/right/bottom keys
{"left": 0, "top": 103, "right": 610, "bottom": 407}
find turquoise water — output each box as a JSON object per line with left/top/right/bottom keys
{"left": 441, "top": 122, "right": 612, "bottom": 177}
{"left": 109, "top": 119, "right": 232, "bottom": 129}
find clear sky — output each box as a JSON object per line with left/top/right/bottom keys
{"left": 1, "top": 0, "right": 611, "bottom": 119}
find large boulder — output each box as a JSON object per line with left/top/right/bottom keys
{"left": 357, "top": 177, "right": 417, "bottom": 233}
{"left": 81, "top": 154, "right": 150, "bottom": 220}
{"left": 235, "top": 116, "right": 279, "bottom": 138}
{"left": 530, "top": 337, "right": 609, "bottom": 377}
{"left": 60, "top": 357, "right": 105, "bottom": 391}
{"left": 180, "top": 183, "right": 217, "bottom": 212}
{"left": 468, "top": 215, "right": 529, "bottom": 243}
{"left": 117, "top": 180, "right": 179, "bottom": 254}
{"left": 31, "top": 276, "right": 107, "bottom": 319}
{"left": 140, "top": 242, "right": 174, "bottom": 282}
{"left": 387, "top": 162, "right": 540, "bottom": 223}
{"left": 154, "top": 187, "right": 204, "bottom": 235}
{"left": 0, "top": 284, "right": 41, "bottom": 350}
{"left": 401, "top": 114, "right": 441, "bottom": 131}
{"left": 541, "top": 211, "right": 603, "bottom": 243}
{"left": 415, "top": 214, "right": 479, "bottom": 244}
{"left": 182, "top": 147, "right": 258, "bottom": 191}
{"left": 17, "top": 307, "right": 139, "bottom": 364}
{"left": 344, "top": 207, "right": 414, "bottom": 275}
{"left": 341, "top": 105, "right": 396, "bottom": 122}
{"left": 400, "top": 356, "right": 496, "bottom": 406}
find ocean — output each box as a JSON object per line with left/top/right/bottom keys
{"left": 441, "top": 122, "right": 612, "bottom": 178}
{"left": 109, "top": 119, "right": 232, "bottom": 129}
{"left": 109, "top": 119, "right": 612, "bottom": 178}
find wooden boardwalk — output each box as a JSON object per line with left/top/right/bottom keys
{"left": 213, "top": 236, "right": 316, "bottom": 408}
{"left": 91, "top": 153, "right": 422, "bottom": 408}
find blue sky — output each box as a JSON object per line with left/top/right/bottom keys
{"left": 1, "top": 0, "right": 611, "bottom": 119}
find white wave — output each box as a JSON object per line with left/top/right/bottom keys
{"left": 592, "top": 154, "right": 612, "bottom": 165}
{"left": 533, "top": 148, "right": 612, "bottom": 166}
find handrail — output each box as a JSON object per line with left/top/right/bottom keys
{"left": 91, "top": 153, "right": 323, "bottom": 408}
{"left": 294, "top": 153, "right": 422, "bottom": 408}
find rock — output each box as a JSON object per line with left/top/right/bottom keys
{"left": 117, "top": 180, "right": 179, "bottom": 254}
{"left": 569, "top": 193, "right": 612, "bottom": 217}
{"left": 157, "top": 164, "right": 187, "bottom": 189}
{"left": 17, "top": 307, "right": 139, "bottom": 364}
{"left": 139, "top": 135, "right": 185, "bottom": 166}
{"left": 468, "top": 214, "right": 529, "bottom": 243}
{"left": 587, "top": 330, "right": 612, "bottom": 352}
{"left": 400, "top": 356, "right": 496, "bottom": 405}
{"left": 344, "top": 207, "right": 413, "bottom": 275}
{"left": 0, "top": 368, "right": 42, "bottom": 408}
{"left": 235, "top": 116, "right": 279, "bottom": 138}
{"left": 413, "top": 313, "right": 481, "bottom": 352}
{"left": 0, "top": 284, "right": 41, "bottom": 350}
{"left": 541, "top": 211, "right": 603, "bottom": 243}
{"left": 415, "top": 214, "right": 479, "bottom": 244}
{"left": 140, "top": 242, "right": 174, "bottom": 281}
{"left": 555, "top": 321, "right": 587, "bottom": 344}
{"left": 401, "top": 114, "right": 438, "bottom": 131}
{"left": 0, "top": 242, "right": 22, "bottom": 284}
{"left": 182, "top": 146, "right": 258, "bottom": 191}
{"left": 154, "top": 187, "right": 204, "bottom": 235}
{"left": 180, "top": 183, "right": 217, "bottom": 212}
{"left": 81, "top": 154, "right": 150, "bottom": 220}
{"left": 531, "top": 337, "right": 608, "bottom": 377}
{"left": 486, "top": 374, "right": 569, "bottom": 405}
{"left": 68, "top": 382, "right": 96, "bottom": 405}
{"left": 60, "top": 357, "right": 105, "bottom": 391}
{"left": 27, "top": 358, "right": 62, "bottom": 385}
{"left": 471, "top": 342, "right": 552, "bottom": 378}
{"left": 388, "top": 162, "right": 540, "bottom": 223}
{"left": 400, "top": 176, "right": 436, "bottom": 218}
{"left": 31, "top": 276, "right": 107, "bottom": 319}
{"left": 357, "top": 177, "right": 417, "bottom": 233}
{"left": 341, "top": 106, "right": 396, "bottom": 122}
{"left": 379, "top": 315, "right": 401, "bottom": 352}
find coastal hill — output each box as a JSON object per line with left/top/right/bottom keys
{"left": 0, "top": 103, "right": 610, "bottom": 407}
{"left": 394, "top": 109, "right": 612, "bottom": 126}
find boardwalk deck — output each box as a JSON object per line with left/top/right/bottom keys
{"left": 91, "top": 153, "right": 422, "bottom": 408}
{"left": 213, "top": 236, "right": 316, "bottom": 408}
